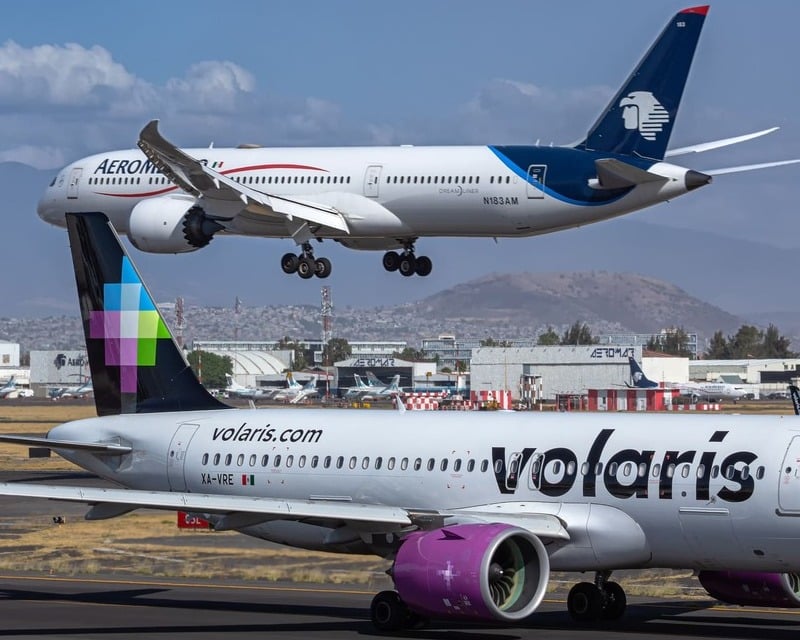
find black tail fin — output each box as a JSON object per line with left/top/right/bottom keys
{"left": 576, "top": 6, "right": 708, "bottom": 161}
{"left": 66, "top": 212, "right": 230, "bottom": 416}
{"left": 789, "top": 385, "right": 800, "bottom": 416}
{"left": 628, "top": 357, "right": 659, "bottom": 389}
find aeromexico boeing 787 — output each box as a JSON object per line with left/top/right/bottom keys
{"left": 4, "top": 211, "right": 800, "bottom": 630}
{"left": 36, "top": 6, "right": 799, "bottom": 279}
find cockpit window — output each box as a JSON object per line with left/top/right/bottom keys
{"left": 49, "top": 176, "right": 57, "bottom": 187}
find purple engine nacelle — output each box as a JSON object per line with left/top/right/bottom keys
{"left": 698, "top": 571, "right": 800, "bottom": 607}
{"left": 392, "top": 523, "right": 549, "bottom": 622}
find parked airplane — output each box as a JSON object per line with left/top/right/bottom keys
{"left": 0, "top": 376, "right": 16, "bottom": 398}
{"left": 223, "top": 374, "right": 272, "bottom": 400}
{"left": 2, "top": 212, "right": 800, "bottom": 630}
{"left": 342, "top": 373, "right": 374, "bottom": 399}
{"left": 360, "top": 374, "right": 402, "bottom": 401}
{"left": 627, "top": 357, "right": 750, "bottom": 402}
{"left": 36, "top": 7, "right": 799, "bottom": 280}
{"left": 626, "top": 358, "right": 659, "bottom": 389}
{"left": 272, "top": 373, "right": 318, "bottom": 403}
{"left": 54, "top": 379, "right": 94, "bottom": 400}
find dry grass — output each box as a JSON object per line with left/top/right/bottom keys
{"left": 0, "top": 512, "right": 389, "bottom": 585}
{"left": 0, "top": 403, "right": 95, "bottom": 471}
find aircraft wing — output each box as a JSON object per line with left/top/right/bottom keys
{"left": 702, "top": 159, "right": 800, "bottom": 176}
{"left": 137, "top": 120, "right": 349, "bottom": 233}
{"left": 665, "top": 127, "right": 779, "bottom": 157}
{"left": 0, "top": 482, "right": 569, "bottom": 540}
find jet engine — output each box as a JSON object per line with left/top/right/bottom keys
{"left": 392, "top": 523, "right": 549, "bottom": 622}
{"left": 128, "top": 196, "right": 223, "bottom": 253}
{"left": 698, "top": 571, "right": 800, "bottom": 607}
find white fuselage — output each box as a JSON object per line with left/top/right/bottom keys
{"left": 37, "top": 145, "right": 694, "bottom": 246}
{"left": 50, "top": 408, "right": 800, "bottom": 572}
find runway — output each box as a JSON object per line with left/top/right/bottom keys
{"left": 0, "top": 574, "right": 798, "bottom": 639}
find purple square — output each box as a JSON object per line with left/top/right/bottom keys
{"left": 119, "top": 338, "right": 138, "bottom": 366}
{"left": 120, "top": 366, "right": 138, "bottom": 393}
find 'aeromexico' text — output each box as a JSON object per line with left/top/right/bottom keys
{"left": 212, "top": 423, "right": 323, "bottom": 444}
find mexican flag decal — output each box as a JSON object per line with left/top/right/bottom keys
{"left": 241, "top": 474, "right": 255, "bottom": 486}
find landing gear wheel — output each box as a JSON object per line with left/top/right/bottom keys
{"left": 601, "top": 581, "right": 627, "bottom": 620}
{"left": 415, "top": 255, "right": 432, "bottom": 276}
{"left": 297, "top": 256, "right": 315, "bottom": 279}
{"left": 567, "top": 582, "right": 603, "bottom": 622}
{"left": 383, "top": 251, "right": 401, "bottom": 272}
{"left": 399, "top": 255, "right": 417, "bottom": 277}
{"left": 370, "top": 590, "right": 407, "bottom": 632}
{"left": 280, "top": 253, "right": 299, "bottom": 274}
{"left": 314, "top": 257, "right": 332, "bottom": 278}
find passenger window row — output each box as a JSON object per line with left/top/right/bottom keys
{"left": 200, "top": 452, "right": 490, "bottom": 473}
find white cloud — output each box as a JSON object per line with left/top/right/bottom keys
{"left": 0, "top": 41, "right": 137, "bottom": 105}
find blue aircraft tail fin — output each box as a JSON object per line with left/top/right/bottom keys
{"left": 576, "top": 6, "right": 708, "bottom": 161}
{"left": 66, "top": 212, "right": 230, "bottom": 416}
{"left": 628, "top": 357, "right": 659, "bottom": 389}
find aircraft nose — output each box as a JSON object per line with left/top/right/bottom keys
{"left": 36, "top": 179, "right": 63, "bottom": 227}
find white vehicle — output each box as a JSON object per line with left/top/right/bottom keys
{"left": 3, "top": 211, "right": 800, "bottom": 631}
{"left": 36, "top": 7, "right": 798, "bottom": 280}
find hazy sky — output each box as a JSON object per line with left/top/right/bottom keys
{"left": 1, "top": 1, "right": 799, "bottom": 316}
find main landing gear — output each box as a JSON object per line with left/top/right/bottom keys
{"left": 280, "top": 242, "right": 331, "bottom": 279}
{"left": 368, "top": 572, "right": 627, "bottom": 631}
{"left": 566, "top": 571, "right": 627, "bottom": 623}
{"left": 382, "top": 243, "right": 432, "bottom": 277}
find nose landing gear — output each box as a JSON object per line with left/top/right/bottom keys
{"left": 566, "top": 571, "right": 627, "bottom": 623}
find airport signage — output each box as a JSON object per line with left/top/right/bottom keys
{"left": 589, "top": 347, "right": 636, "bottom": 360}
{"left": 177, "top": 511, "right": 210, "bottom": 529}
{"left": 353, "top": 357, "right": 396, "bottom": 368}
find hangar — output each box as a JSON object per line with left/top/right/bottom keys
{"left": 469, "top": 346, "right": 690, "bottom": 401}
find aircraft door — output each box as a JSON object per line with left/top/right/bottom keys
{"left": 526, "top": 165, "right": 546, "bottom": 199}
{"left": 67, "top": 167, "right": 83, "bottom": 199}
{"left": 364, "top": 165, "right": 382, "bottom": 198}
{"left": 779, "top": 436, "right": 800, "bottom": 512}
{"left": 167, "top": 423, "right": 199, "bottom": 491}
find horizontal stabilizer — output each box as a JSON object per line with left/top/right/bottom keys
{"left": 703, "top": 159, "right": 800, "bottom": 176}
{"left": 592, "top": 158, "right": 668, "bottom": 189}
{"left": 666, "top": 127, "right": 779, "bottom": 157}
{"left": 0, "top": 435, "right": 132, "bottom": 454}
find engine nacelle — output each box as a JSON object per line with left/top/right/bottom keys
{"left": 393, "top": 523, "right": 549, "bottom": 622}
{"left": 128, "top": 196, "right": 221, "bottom": 253}
{"left": 698, "top": 571, "right": 800, "bottom": 608}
